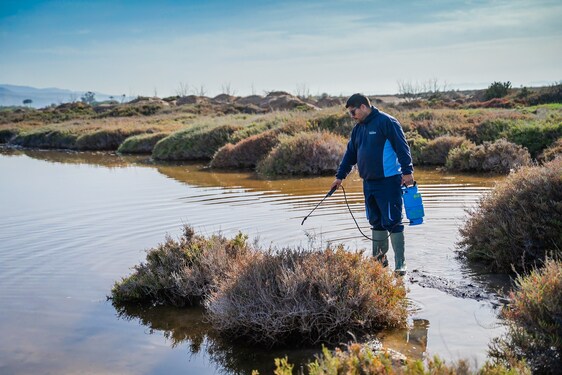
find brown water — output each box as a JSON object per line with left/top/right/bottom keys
{"left": 0, "top": 148, "right": 509, "bottom": 374}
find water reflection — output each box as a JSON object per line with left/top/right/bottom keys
{"left": 114, "top": 302, "right": 430, "bottom": 374}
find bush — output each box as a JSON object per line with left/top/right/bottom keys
{"left": 470, "top": 119, "right": 516, "bottom": 144}
{"left": 405, "top": 131, "right": 429, "bottom": 165}
{"left": 75, "top": 129, "right": 143, "bottom": 151}
{"left": 537, "top": 138, "right": 562, "bottom": 163}
{"left": 0, "top": 128, "right": 19, "bottom": 143}
{"left": 485, "top": 81, "right": 512, "bottom": 100}
{"left": 257, "top": 131, "right": 346, "bottom": 176}
{"left": 505, "top": 121, "right": 562, "bottom": 158}
{"left": 11, "top": 128, "right": 79, "bottom": 149}
{"left": 152, "top": 124, "right": 242, "bottom": 160}
{"left": 117, "top": 132, "right": 170, "bottom": 154}
{"left": 314, "top": 112, "right": 355, "bottom": 137}
{"left": 270, "top": 343, "right": 531, "bottom": 375}
{"left": 205, "top": 247, "right": 408, "bottom": 346}
{"left": 457, "top": 159, "right": 562, "bottom": 273}
{"left": 111, "top": 226, "right": 253, "bottom": 307}
{"left": 489, "top": 259, "right": 562, "bottom": 373}
{"left": 419, "top": 136, "right": 472, "bottom": 165}
{"left": 446, "top": 139, "right": 531, "bottom": 173}
{"left": 211, "top": 129, "right": 280, "bottom": 169}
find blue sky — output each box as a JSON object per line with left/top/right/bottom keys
{"left": 1, "top": 0, "right": 561, "bottom": 97}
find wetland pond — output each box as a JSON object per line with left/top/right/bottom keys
{"left": 0, "top": 148, "right": 511, "bottom": 374}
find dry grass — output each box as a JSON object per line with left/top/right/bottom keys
{"left": 205, "top": 246, "right": 408, "bottom": 346}
{"left": 458, "top": 158, "right": 562, "bottom": 273}
{"left": 489, "top": 259, "right": 562, "bottom": 374}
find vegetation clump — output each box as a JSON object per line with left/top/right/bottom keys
{"left": 205, "top": 247, "right": 407, "bottom": 346}
{"left": 489, "top": 259, "right": 562, "bottom": 374}
{"left": 111, "top": 226, "right": 253, "bottom": 307}
{"left": 446, "top": 139, "right": 531, "bottom": 174}
{"left": 419, "top": 135, "right": 472, "bottom": 165}
{"left": 0, "top": 128, "right": 19, "bottom": 143}
{"left": 268, "top": 343, "right": 530, "bottom": 375}
{"left": 12, "top": 128, "right": 79, "bottom": 149}
{"left": 117, "top": 132, "right": 170, "bottom": 154}
{"left": 152, "top": 124, "right": 242, "bottom": 160}
{"left": 537, "top": 138, "right": 562, "bottom": 163}
{"left": 211, "top": 129, "right": 280, "bottom": 169}
{"left": 75, "top": 128, "right": 143, "bottom": 150}
{"left": 458, "top": 158, "right": 562, "bottom": 273}
{"left": 257, "top": 131, "right": 346, "bottom": 176}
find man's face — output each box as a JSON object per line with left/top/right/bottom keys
{"left": 348, "top": 104, "right": 368, "bottom": 122}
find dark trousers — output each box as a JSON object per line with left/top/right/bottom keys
{"left": 363, "top": 174, "right": 404, "bottom": 233}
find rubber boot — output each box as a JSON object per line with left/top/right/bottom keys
{"left": 372, "top": 229, "right": 389, "bottom": 267}
{"left": 390, "top": 231, "right": 406, "bottom": 275}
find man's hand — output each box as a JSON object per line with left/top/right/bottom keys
{"left": 402, "top": 173, "right": 414, "bottom": 187}
{"left": 330, "top": 178, "right": 342, "bottom": 191}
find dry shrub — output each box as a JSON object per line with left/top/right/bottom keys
{"left": 313, "top": 112, "right": 355, "bottom": 137}
{"left": 538, "top": 138, "right": 562, "bottom": 163}
{"left": 405, "top": 131, "right": 429, "bottom": 165}
{"left": 211, "top": 129, "right": 280, "bottom": 169}
{"left": 205, "top": 247, "right": 407, "bottom": 346}
{"left": 446, "top": 139, "right": 531, "bottom": 173}
{"left": 111, "top": 226, "right": 253, "bottom": 307}
{"left": 489, "top": 259, "right": 562, "bottom": 374}
{"left": 75, "top": 128, "right": 144, "bottom": 150}
{"left": 419, "top": 135, "right": 473, "bottom": 165}
{"left": 458, "top": 159, "right": 562, "bottom": 273}
{"left": 117, "top": 132, "right": 170, "bottom": 154}
{"left": 271, "top": 343, "right": 530, "bottom": 375}
{"left": 257, "top": 131, "right": 347, "bottom": 176}
{"left": 152, "top": 124, "right": 243, "bottom": 160}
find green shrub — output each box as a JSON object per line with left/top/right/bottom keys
{"left": 489, "top": 259, "right": 562, "bottom": 374}
{"left": 457, "top": 158, "right": 562, "bottom": 273}
{"left": 485, "top": 81, "right": 512, "bottom": 100}
{"left": 505, "top": 121, "right": 562, "bottom": 158}
{"left": 314, "top": 112, "right": 355, "bottom": 137}
{"left": 269, "top": 343, "right": 530, "bottom": 375}
{"left": 117, "top": 132, "right": 170, "bottom": 154}
{"left": 12, "top": 128, "right": 79, "bottom": 149}
{"left": 537, "top": 138, "right": 562, "bottom": 163}
{"left": 205, "top": 247, "right": 407, "bottom": 346}
{"left": 419, "top": 135, "right": 472, "bottom": 165}
{"left": 75, "top": 129, "right": 143, "bottom": 150}
{"left": 446, "top": 139, "right": 531, "bottom": 173}
{"left": 152, "top": 124, "right": 242, "bottom": 160}
{"left": 0, "top": 128, "right": 19, "bottom": 143}
{"left": 470, "top": 119, "right": 516, "bottom": 144}
{"left": 111, "top": 226, "right": 253, "bottom": 307}
{"left": 257, "top": 131, "right": 346, "bottom": 176}
{"left": 229, "top": 121, "right": 275, "bottom": 144}
{"left": 405, "top": 131, "right": 429, "bottom": 165}
{"left": 211, "top": 129, "right": 280, "bottom": 169}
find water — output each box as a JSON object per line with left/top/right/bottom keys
{"left": 0, "top": 148, "right": 508, "bottom": 374}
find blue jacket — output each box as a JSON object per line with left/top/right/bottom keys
{"left": 336, "top": 107, "right": 413, "bottom": 180}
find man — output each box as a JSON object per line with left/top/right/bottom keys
{"left": 330, "top": 93, "right": 414, "bottom": 274}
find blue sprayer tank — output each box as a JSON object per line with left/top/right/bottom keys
{"left": 402, "top": 182, "right": 424, "bottom": 225}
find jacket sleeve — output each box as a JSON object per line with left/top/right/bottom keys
{"left": 386, "top": 118, "right": 414, "bottom": 175}
{"left": 335, "top": 128, "right": 357, "bottom": 180}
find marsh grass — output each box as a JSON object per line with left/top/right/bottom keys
{"left": 269, "top": 343, "right": 531, "bottom": 375}
{"left": 12, "top": 128, "right": 80, "bottom": 149}
{"left": 75, "top": 128, "right": 145, "bottom": 150}
{"left": 152, "top": 124, "right": 243, "bottom": 160}
{"left": 446, "top": 139, "right": 531, "bottom": 173}
{"left": 458, "top": 158, "right": 562, "bottom": 273}
{"left": 205, "top": 246, "right": 407, "bottom": 346}
{"left": 117, "top": 132, "right": 170, "bottom": 154}
{"left": 211, "top": 129, "right": 281, "bottom": 169}
{"left": 489, "top": 259, "right": 562, "bottom": 373}
{"left": 257, "top": 131, "right": 346, "bottom": 176}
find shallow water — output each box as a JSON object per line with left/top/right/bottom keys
{"left": 0, "top": 148, "right": 509, "bottom": 374}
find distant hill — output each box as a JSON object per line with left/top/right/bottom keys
{"left": 0, "top": 84, "right": 126, "bottom": 108}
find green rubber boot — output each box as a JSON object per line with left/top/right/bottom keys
{"left": 372, "top": 230, "right": 389, "bottom": 267}
{"left": 390, "top": 231, "right": 407, "bottom": 275}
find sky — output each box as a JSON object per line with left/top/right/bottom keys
{"left": 1, "top": 0, "right": 561, "bottom": 98}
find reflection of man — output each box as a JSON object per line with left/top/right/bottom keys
{"left": 330, "top": 94, "right": 414, "bottom": 274}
